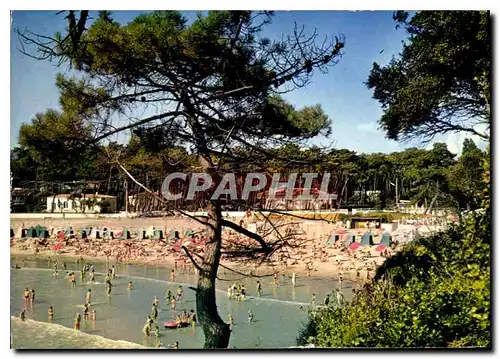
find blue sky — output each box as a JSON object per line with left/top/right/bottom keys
{"left": 10, "top": 10, "right": 486, "bottom": 155}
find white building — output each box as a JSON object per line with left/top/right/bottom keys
{"left": 46, "top": 194, "right": 117, "bottom": 213}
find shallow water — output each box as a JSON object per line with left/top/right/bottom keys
{"left": 11, "top": 258, "right": 353, "bottom": 349}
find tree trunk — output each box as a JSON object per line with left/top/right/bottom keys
{"left": 196, "top": 200, "right": 231, "bottom": 348}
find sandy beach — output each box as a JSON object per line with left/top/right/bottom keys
{"left": 10, "top": 215, "right": 395, "bottom": 281}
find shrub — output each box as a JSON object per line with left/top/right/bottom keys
{"left": 298, "top": 208, "right": 491, "bottom": 348}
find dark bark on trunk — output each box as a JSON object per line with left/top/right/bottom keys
{"left": 196, "top": 200, "right": 231, "bottom": 348}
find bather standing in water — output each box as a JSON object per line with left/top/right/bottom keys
{"left": 106, "top": 281, "right": 112, "bottom": 296}
{"left": 74, "top": 313, "right": 81, "bottom": 330}
{"left": 19, "top": 310, "right": 26, "bottom": 321}
{"left": 153, "top": 295, "right": 160, "bottom": 307}
{"left": 83, "top": 303, "right": 90, "bottom": 320}
{"left": 86, "top": 289, "right": 92, "bottom": 305}
{"left": 291, "top": 272, "right": 296, "bottom": 286}
{"left": 30, "top": 289, "right": 35, "bottom": 305}
{"left": 176, "top": 286, "right": 183, "bottom": 302}
{"left": 248, "top": 310, "right": 254, "bottom": 323}
{"left": 151, "top": 304, "right": 158, "bottom": 321}
{"left": 23, "top": 288, "right": 30, "bottom": 304}
{"left": 190, "top": 310, "right": 197, "bottom": 327}
{"left": 256, "top": 281, "right": 262, "bottom": 297}
{"left": 48, "top": 306, "right": 54, "bottom": 321}
{"left": 311, "top": 293, "right": 316, "bottom": 306}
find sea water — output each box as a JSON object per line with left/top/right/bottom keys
{"left": 11, "top": 257, "right": 353, "bottom": 349}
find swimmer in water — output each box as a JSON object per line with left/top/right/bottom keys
{"left": 142, "top": 320, "right": 151, "bottom": 336}
{"left": 74, "top": 313, "right": 81, "bottom": 330}
{"left": 48, "top": 306, "right": 54, "bottom": 320}
{"left": 182, "top": 310, "right": 189, "bottom": 324}
{"left": 80, "top": 270, "right": 85, "bottom": 281}
{"left": 151, "top": 304, "right": 158, "bottom": 321}
{"left": 170, "top": 269, "right": 175, "bottom": 281}
{"left": 91, "top": 309, "right": 97, "bottom": 321}
{"left": 190, "top": 310, "right": 197, "bottom": 327}
{"left": 106, "top": 282, "right": 112, "bottom": 296}
{"left": 176, "top": 286, "right": 183, "bottom": 302}
{"left": 53, "top": 269, "right": 59, "bottom": 277}
{"left": 324, "top": 294, "right": 331, "bottom": 306}
{"left": 128, "top": 281, "right": 133, "bottom": 290}
{"left": 83, "top": 303, "right": 89, "bottom": 320}
{"left": 153, "top": 325, "right": 160, "bottom": 337}
{"left": 175, "top": 315, "right": 182, "bottom": 328}
{"left": 86, "top": 289, "right": 92, "bottom": 305}
{"left": 20, "top": 310, "right": 26, "bottom": 321}
{"left": 70, "top": 273, "right": 76, "bottom": 287}
{"left": 90, "top": 272, "right": 95, "bottom": 282}
{"left": 170, "top": 341, "right": 179, "bottom": 349}
{"left": 30, "top": 289, "right": 35, "bottom": 304}
{"left": 248, "top": 310, "right": 254, "bottom": 323}
{"left": 23, "top": 288, "right": 30, "bottom": 304}
{"left": 105, "top": 274, "right": 111, "bottom": 285}
{"left": 165, "top": 289, "right": 172, "bottom": 302}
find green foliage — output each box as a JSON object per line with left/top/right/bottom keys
{"left": 17, "top": 109, "right": 99, "bottom": 182}
{"left": 366, "top": 11, "right": 490, "bottom": 142}
{"left": 299, "top": 181, "right": 491, "bottom": 348}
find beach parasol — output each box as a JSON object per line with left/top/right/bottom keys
{"left": 348, "top": 242, "right": 360, "bottom": 251}
{"left": 336, "top": 228, "right": 347, "bottom": 235}
{"left": 52, "top": 242, "right": 63, "bottom": 252}
{"left": 375, "top": 244, "right": 386, "bottom": 252}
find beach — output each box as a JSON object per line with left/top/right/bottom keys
{"left": 10, "top": 215, "right": 396, "bottom": 281}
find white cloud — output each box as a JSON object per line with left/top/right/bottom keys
{"left": 356, "top": 122, "right": 379, "bottom": 133}
{"left": 444, "top": 123, "right": 489, "bottom": 156}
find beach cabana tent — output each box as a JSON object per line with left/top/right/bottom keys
{"left": 360, "top": 232, "right": 373, "bottom": 246}
{"left": 35, "top": 225, "right": 49, "bottom": 239}
{"left": 380, "top": 232, "right": 391, "bottom": 247}
{"left": 153, "top": 229, "right": 164, "bottom": 240}
{"left": 15, "top": 227, "right": 27, "bottom": 239}
{"left": 343, "top": 233, "right": 355, "bottom": 246}
{"left": 326, "top": 233, "right": 338, "bottom": 246}
{"left": 120, "top": 228, "right": 131, "bottom": 240}
{"left": 166, "top": 230, "right": 179, "bottom": 243}
{"left": 27, "top": 227, "right": 37, "bottom": 238}
{"left": 138, "top": 229, "right": 147, "bottom": 240}
{"left": 89, "top": 228, "right": 101, "bottom": 240}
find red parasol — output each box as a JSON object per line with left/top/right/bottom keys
{"left": 376, "top": 244, "right": 386, "bottom": 252}
{"left": 336, "top": 228, "right": 347, "bottom": 235}
{"left": 57, "top": 232, "right": 65, "bottom": 239}
{"left": 52, "top": 243, "right": 63, "bottom": 251}
{"left": 349, "top": 242, "right": 360, "bottom": 251}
